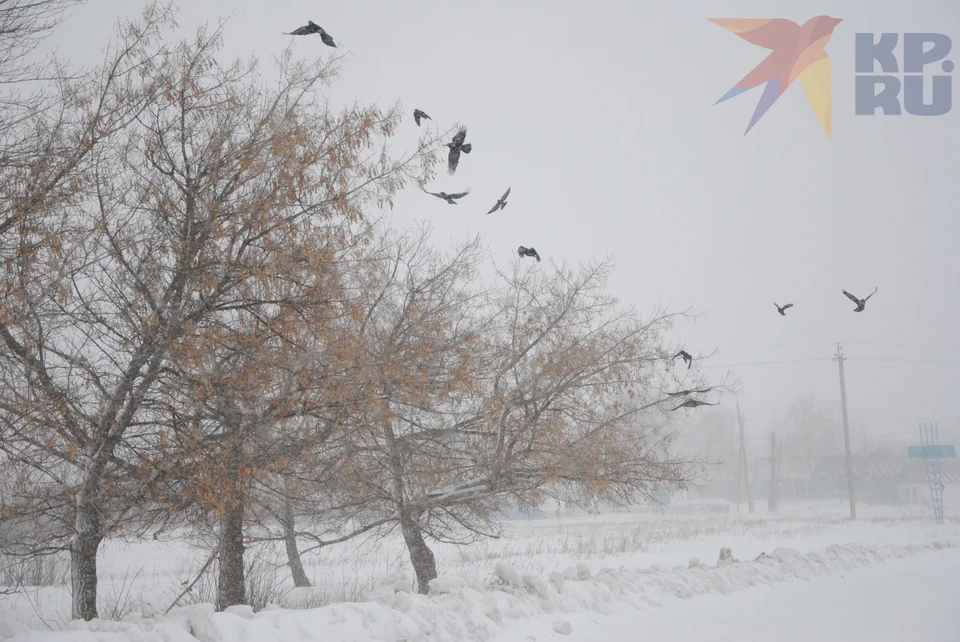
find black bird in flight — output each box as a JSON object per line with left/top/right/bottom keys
{"left": 666, "top": 387, "right": 714, "bottom": 397}
{"left": 775, "top": 302, "right": 794, "bottom": 316}
{"left": 284, "top": 21, "right": 336, "bottom": 47}
{"left": 670, "top": 399, "right": 719, "bottom": 411}
{"left": 423, "top": 187, "right": 470, "bottom": 204}
{"left": 673, "top": 350, "right": 693, "bottom": 369}
{"left": 842, "top": 287, "right": 877, "bottom": 312}
{"left": 517, "top": 246, "right": 541, "bottom": 262}
{"left": 446, "top": 127, "right": 472, "bottom": 175}
{"left": 413, "top": 109, "right": 431, "bottom": 127}
{"left": 486, "top": 187, "right": 511, "bottom": 214}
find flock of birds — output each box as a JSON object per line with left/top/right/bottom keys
{"left": 283, "top": 21, "right": 541, "bottom": 265}
{"left": 415, "top": 117, "right": 539, "bottom": 262}
{"left": 283, "top": 21, "right": 880, "bottom": 414}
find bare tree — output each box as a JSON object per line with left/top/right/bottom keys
{"left": 0, "top": 0, "right": 82, "bottom": 81}
{"left": 332, "top": 231, "right": 713, "bottom": 592}
{"left": 781, "top": 393, "right": 838, "bottom": 461}
{"left": 0, "top": 0, "right": 84, "bottom": 169}
{"left": 671, "top": 408, "right": 739, "bottom": 499}
{"left": 0, "top": 2, "right": 442, "bottom": 620}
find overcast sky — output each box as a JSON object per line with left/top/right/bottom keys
{"left": 44, "top": 0, "right": 960, "bottom": 456}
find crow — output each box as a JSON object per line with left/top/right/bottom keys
{"left": 673, "top": 350, "right": 693, "bottom": 369}
{"left": 775, "top": 302, "right": 794, "bottom": 316}
{"left": 670, "top": 399, "right": 719, "bottom": 411}
{"left": 284, "top": 21, "right": 336, "bottom": 47}
{"left": 486, "top": 187, "right": 511, "bottom": 214}
{"left": 413, "top": 109, "right": 431, "bottom": 127}
{"left": 517, "top": 246, "right": 541, "bottom": 262}
{"left": 842, "top": 287, "right": 877, "bottom": 312}
{"left": 666, "top": 387, "right": 714, "bottom": 397}
{"left": 423, "top": 187, "right": 470, "bottom": 204}
{"left": 446, "top": 127, "right": 472, "bottom": 175}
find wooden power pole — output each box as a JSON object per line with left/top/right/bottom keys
{"left": 835, "top": 343, "right": 857, "bottom": 519}
{"left": 768, "top": 432, "right": 778, "bottom": 512}
{"left": 736, "top": 420, "right": 742, "bottom": 512}
{"left": 736, "top": 402, "right": 754, "bottom": 513}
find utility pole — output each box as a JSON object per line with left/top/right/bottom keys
{"left": 737, "top": 402, "right": 754, "bottom": 513}
{"left": 737, "top": 418, "right": 743, "bottom": 513}
{"left": 834, "top": 343, "right": 857, "bottom": 519}
{"left": 768, "top": 432, "right": 778, "bottom": 512}
{"left": 777, "top": 437, "right": 784, "bottom": 502}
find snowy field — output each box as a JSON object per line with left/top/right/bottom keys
{"left": 2, "top": 500, "right": 958, "bottom": 641}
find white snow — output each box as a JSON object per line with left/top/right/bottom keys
{"left": 1, "top": 540, "right": 955, "bottom": 641}
{"left": 3, "top": 501, "right": 959, "bottom": 641}
{"left": 492, "top": 547, "right": 960, "bottom": 642}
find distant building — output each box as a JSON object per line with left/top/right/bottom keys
{"left": 751, "top": 452, "right": 960, "bottom": 507}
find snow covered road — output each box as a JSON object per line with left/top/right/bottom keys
{"left": 495, "top": 548, "right": 960, "bottom": 642}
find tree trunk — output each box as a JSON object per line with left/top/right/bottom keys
{"left": 399, "top": 509, "right": 437, "bottom": 594}
{"left": 70, "top": 498, "right": 104, "bottom": 621}
{"left": 281, "top": 494, "right": 311, "bottom": 587}
{"left": 216, "top": 504, "right": 246, "bottom": 610}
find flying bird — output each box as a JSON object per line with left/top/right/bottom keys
{"left": 775, "top": 302, "right": 794, "bottom": 316}
{"left": 517, "top": 246, "right": 541, "bottom": 262}
{"left": 842, "top": 287, "right": 877, "bottom": 312}
{"left": 670, "top": 399, "right": 720, "bottom": 411}
{"left": 284, "top": 21, "right": 336, "bottom": 47}
{"left": 486, "top": 187, "right": 511, "bottom": 214}
{"left": 446, "top": 127, "right": 472, "bottom": 175}
{"left": 413, "top": 109, "right": 431, "bottom": 127}
{"left": 709, "top": 16, "right": 843, "bottom": 139}
{"left": 666, "top": 387, "right": 714, "bottom": 397}
{"left": 423, "top": 187, "right": 470, "bottom": 204}
{"left": 673, "top": 350, "right": 693, "bottom": 369}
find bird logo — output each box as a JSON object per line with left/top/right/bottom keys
{"left": 709, "top": 16, "right": 843, "bottom": 139}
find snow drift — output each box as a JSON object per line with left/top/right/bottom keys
{"left": 1, "top": 541, "right": 952, "bottom": 642}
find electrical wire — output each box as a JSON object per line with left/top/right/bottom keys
{"left": 716, "top": 342, "right": 835, "bottom": 350}
{"left": 847, "top": 357, "right": 960, "bottom": 364}
{"left": 843, "top": 342, "right": 960, "bottom": 349}
{"left": 699, "top": 357, "right": 833, "bottom": 368}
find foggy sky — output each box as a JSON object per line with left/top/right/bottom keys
{"left": 42, "top": 0, "right": 960, "bottom": 455}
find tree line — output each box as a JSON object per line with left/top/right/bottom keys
{"left": 0, "top": 2, "right": 719, "bottom": 621}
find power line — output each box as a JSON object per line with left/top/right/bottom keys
{"left": 846, "top": 357, "right": 960, "bottom": 364}
{"left": 716, "top": 342, "right": 835, "bottom": 350}
{"left": 843, "top": 342, "right": 960, "bottom": 349}
{"left": 700, "top": 357, "right": 833, "bottom": 368}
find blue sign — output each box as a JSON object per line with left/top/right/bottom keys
{"left": 908, "top": 445, "right": 956, "bottom": 458}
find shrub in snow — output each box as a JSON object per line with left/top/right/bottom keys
{"left": 280, "top": 587, "right": 327, "bottom": 610}
{"left": 521, "top": 573, "right": 550, "bottom": 599}
{"left": 576, "top": 562, "right": 593, "bottom": 581}
{"left": 717, "top": 547, "right": 739, "bottom": 565}
{"left": 379, "top": 571, "right": 414, "bottom": 593}
{"left": 494, "top": 561, "right": 522, "bottom": 588}
{"left": 428, "top": 576, "right": 468, "bottom": 595}
{"left": 688, "top": 556, "right": 702, "bottom": 568}
{"left": 223, "top": 604, "right": 255, "bottom": 619}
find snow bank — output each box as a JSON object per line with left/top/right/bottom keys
{"left": 1, "top": 541, "right": 952, "bottom": 642}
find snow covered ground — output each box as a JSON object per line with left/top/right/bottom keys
{"left": 2, "top": 500, "right": 958, "bottom": 641}
{"left": 490, "top": 546, "right": 960, "bottom": 642}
